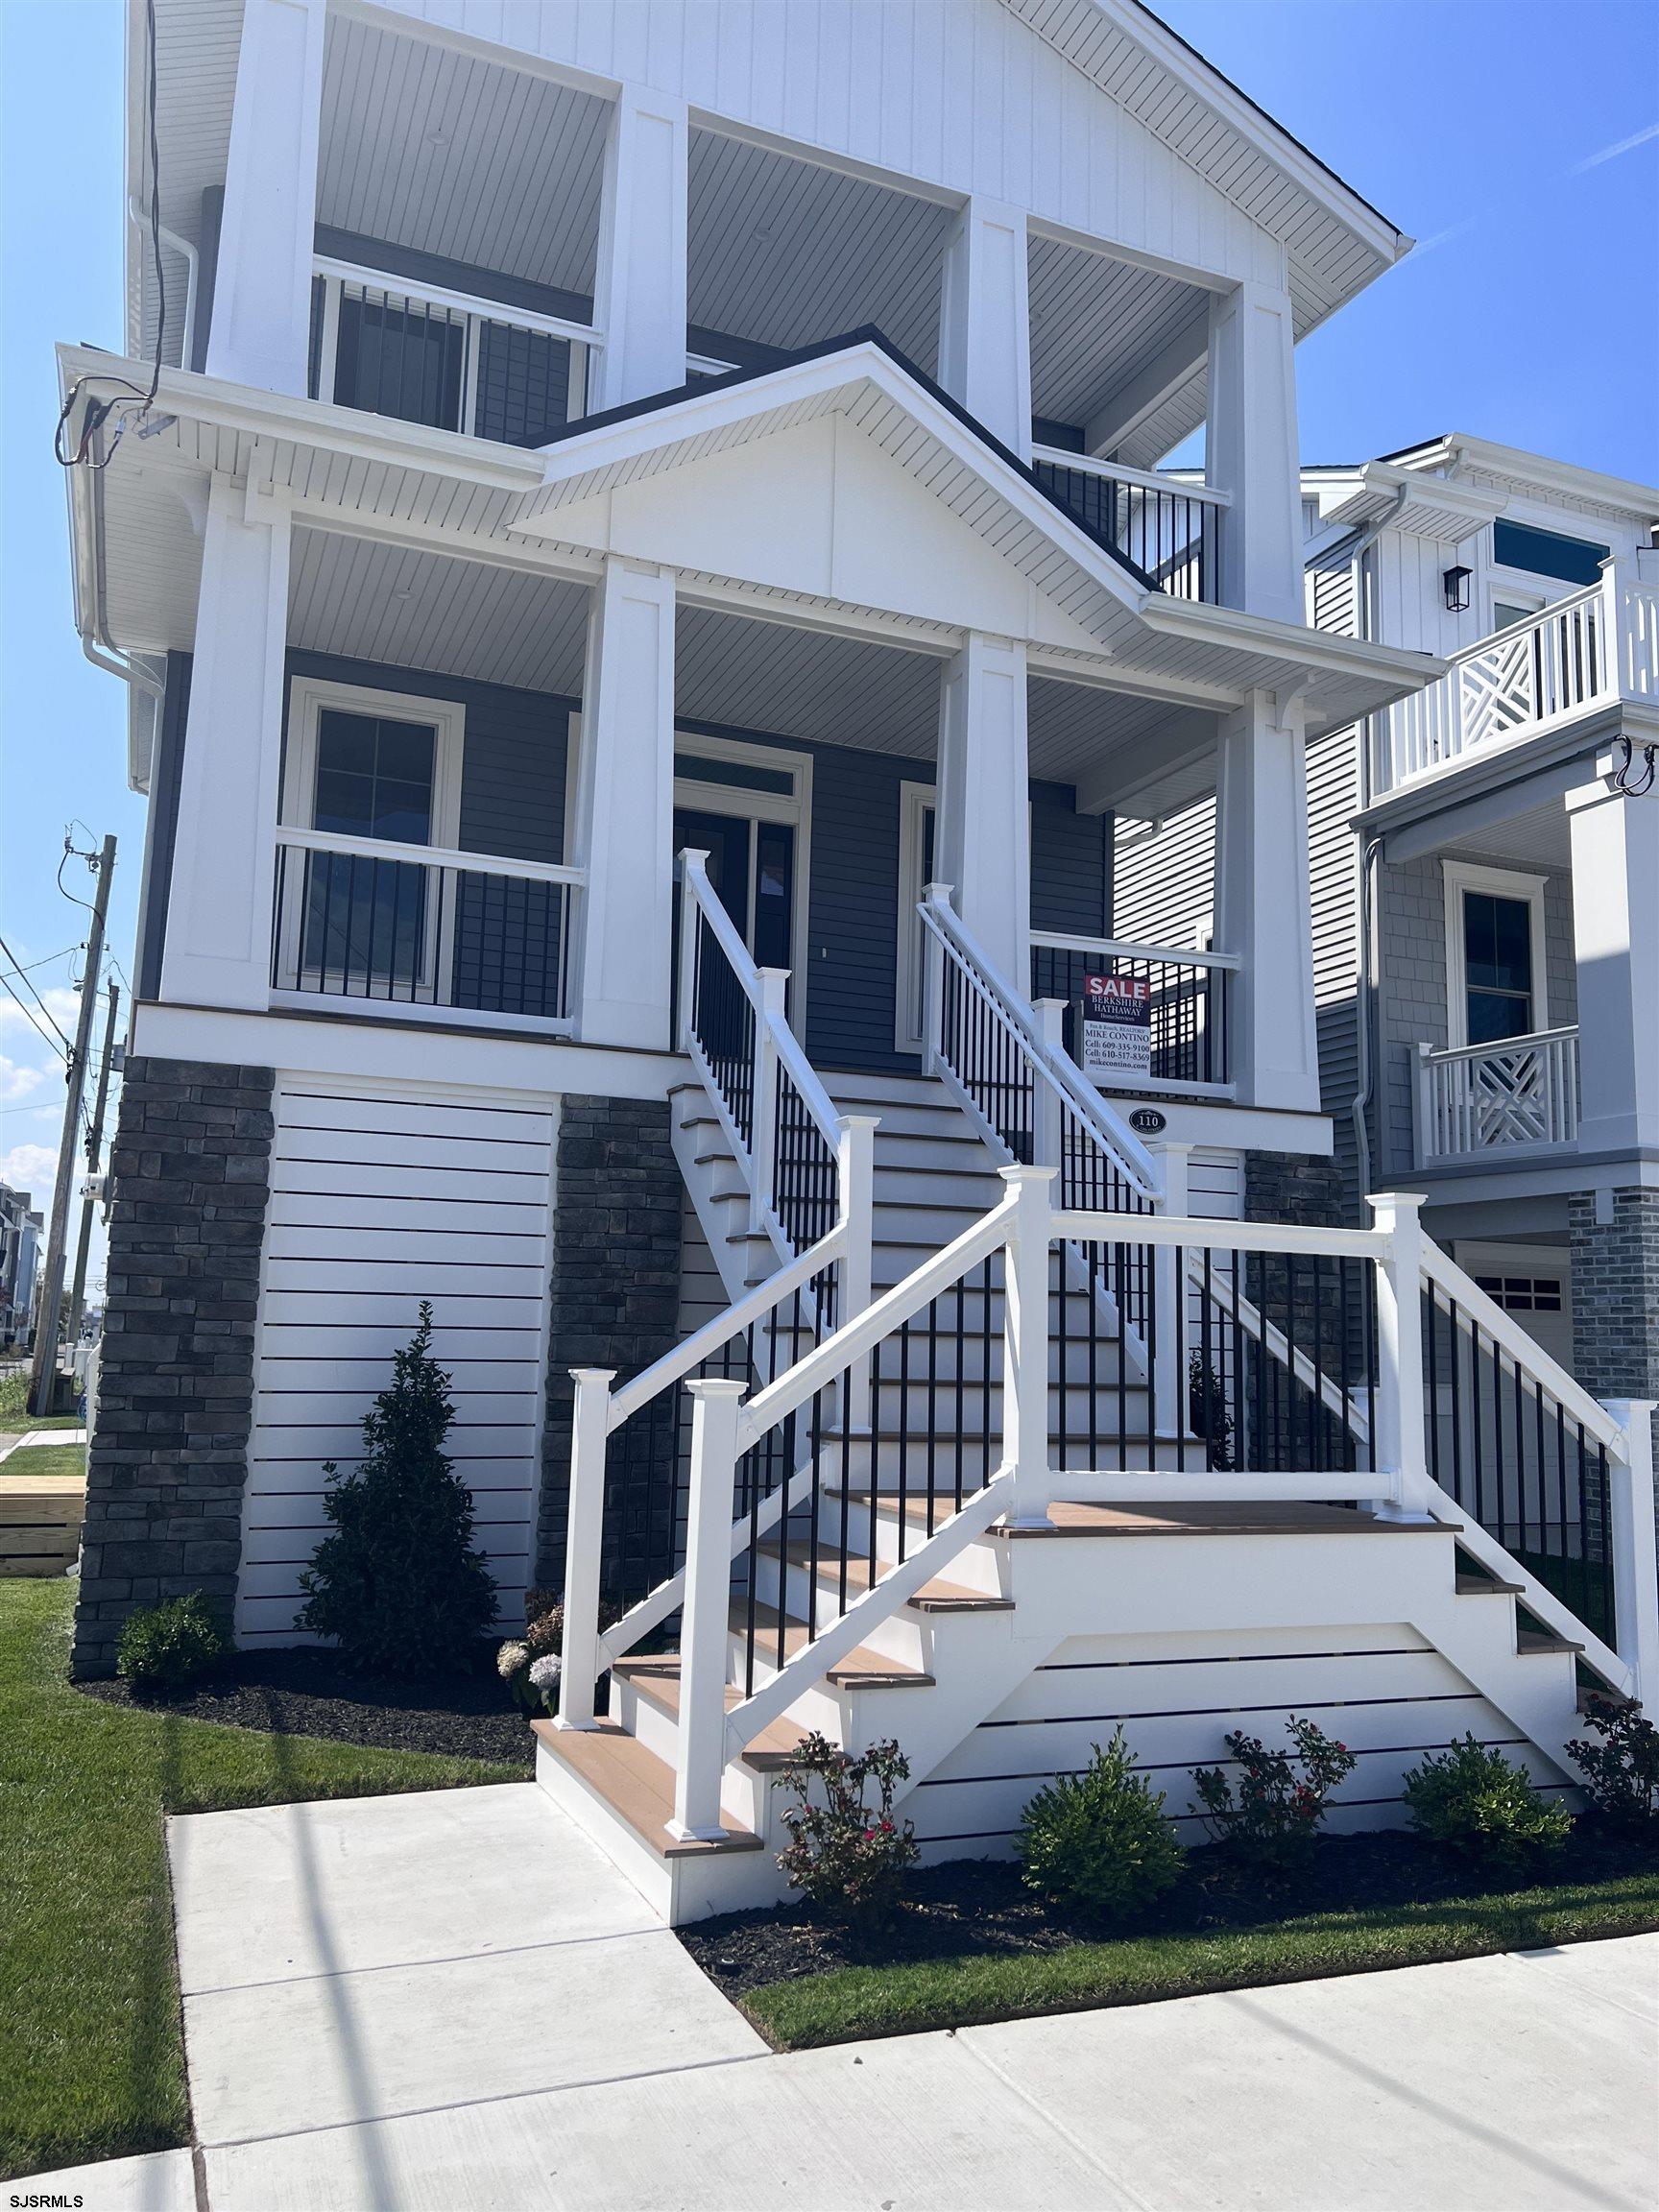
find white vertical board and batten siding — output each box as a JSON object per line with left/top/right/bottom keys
{"left": 375, "top": 0, "right": 1286, "bottom": 297}
{"left": 238, "top": 1075, "right": 558, "bottom": 1643}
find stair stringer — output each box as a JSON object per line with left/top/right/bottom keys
{"left": 669, "top": 1091, "right": 773, "bottom": 1308}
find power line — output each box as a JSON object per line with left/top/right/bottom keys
{"left": 0, "top": 971, "right": 71, "bottom": 1066}
{"left": 0, "top": 933, "right": 76, "bottom": 1055}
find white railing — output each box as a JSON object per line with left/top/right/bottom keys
{"left": 920, "top": 885, "right": 1163, "bottom": 1215}
{"left": 1379, "top": 559, "right": 1659, "bottom": 793}
{"left": 557, "top": 1164, "right": 1659, "bottom": 1839}
{"left": 270, "top": 826, "right": 584, "bottom": 1031}
{"left": 1029, "top": 445, "right": 1228, "bottom": 604}
{"left": 1415, "top": 1028, "right": 1580, "bottom": 1165}
{"left": 1029, "top": 930, "right": 1238, "bottom": 1094}
{"left": 308, "top": 257, "right": 601, "bottom": 443}
{"left": 677, "top": 849, "right": 873, "bottom": 1280}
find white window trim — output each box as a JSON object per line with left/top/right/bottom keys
{"left": 894, "top": 781, "right": 937, "bottom": 1053}
{"left": 671, "top": 732, "right": 814, "bottom": 1028}
{"left": 280, "top": 676, "right": 466, "bottom": 847}
{"left": 1442, "top": 858, "right": 1550, "bottom": 1050}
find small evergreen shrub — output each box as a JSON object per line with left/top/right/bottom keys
{"left": 117, "top": 1592, "right": 231, "bottom": 1693}
{"left": 1403, "top": 1736, "right": 1571, "bottom": 1872}
{"left": 775, "top": 1733, "right": 918, "bottom": 1926}
{"left": 1191, "top": 1717, "right": 1356, "bottom": 1869}
{"left": 1019, "top": 1726, "right": 1184, "bottom": 1919}
{"left": 297, "top": 1303, "right": 498, "bottom": 1677}
{"left": 1567, "top": 1695, "right": 1659, "bottom": 1832}
{"left": 1188, "top": 1355, "right": 1233, "bottom": 1470}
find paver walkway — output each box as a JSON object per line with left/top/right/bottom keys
{"left": 26, "top": 1783, "right": 1659, "bottom": 2210}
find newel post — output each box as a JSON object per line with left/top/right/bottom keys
{"left": 750, "top": 968, "right": 788, "bottom": 1230}
{"left": 836, "top": 1115, "right": 878, "bottom": 1421}
{"left": 1603, "top": 1401, "right": 1659, "bottom": 1705}
{"left": 1032, "top": 1000, "right": 1067, "bottom": 1171}
{"left": 1000, "top": 1165, "right": 1056, "bottom": 1527}
{"left": 1150, "top": 1142, "right": 1192, "bottom": 1442}
{"left": 556, "top": 1368, "right": 616, "bottom": 1731}
{"left": 1369, "top": 1193, "right": 1431, "bottom": 1519}
{"left": 921, "top": 880, "right": 952, "bottom": 1075}
{"left": 670, "top": 1378, "right": 745, "bottom": 1840}
{"left": 675, "top": 850, "right": 707, "bottom": 1053}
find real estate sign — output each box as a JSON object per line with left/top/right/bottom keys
{"left": 1078, "top": 973, "right": 1151, "bottom": 1079}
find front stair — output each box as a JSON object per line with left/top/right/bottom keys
{"left": 538, "top": 1067, "right": 1619, "bottom": 1925}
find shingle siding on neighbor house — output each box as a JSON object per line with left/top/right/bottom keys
{"left": 72, "top": 1056, "right": 275, "bottom": 1678}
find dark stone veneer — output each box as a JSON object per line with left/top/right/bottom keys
{"left": 71, "top": 1054, "right": 275, "bottom": 1678}
{"left": 534, "top": 1094, "right": 683, "bottom": 1596}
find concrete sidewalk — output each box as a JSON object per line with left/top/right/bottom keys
{"left": 30, "top": 1784, "right": 1659, "bottom": 2210}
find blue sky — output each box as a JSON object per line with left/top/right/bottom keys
{"left": 1, "top": 0, "right": 1655, "bottom": 1272}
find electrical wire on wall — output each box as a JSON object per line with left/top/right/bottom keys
{"left": 1611, "top": 738, "right": 1656, "bottom": 798}
{"left": 54, "top": 0, "right": 165, "bottom": 472}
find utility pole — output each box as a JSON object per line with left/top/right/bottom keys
{"left": 29, "top": 835, "right": 116, "bottom": 1417}
{"left": 66, "top": 980, "right": 121, "bottom": 1354}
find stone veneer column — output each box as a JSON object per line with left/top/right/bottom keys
{"left": 1569, "top": 1190, "right": 1659, "bottom": 1491}
{"left": 71, "top": 1056, "right": 275, "bottom": 1678}
{"left": 536, "top": 1096, "right": 684, "bottom": 1596}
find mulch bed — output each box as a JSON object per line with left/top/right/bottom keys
{"left": 77, "top": 1649, "right": 537, "bottom": 1767}
{"left": 681, "top": 1823, "right": 1659, "bottom": 2000}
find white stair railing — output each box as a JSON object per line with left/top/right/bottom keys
{"left": 918, "top": 884, "right": 1162, "bottom": 1214}
{"left": 559, "top": 1164, "right": 1659, "bottom": 1837}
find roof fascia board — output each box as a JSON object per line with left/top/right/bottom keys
{"left": 1439, "top": 433, "right": 1659, "bottom": 519}
{"left": 1016, "top": 0, "right": 1408, "bottom": 267}
{"left": 56, "top": 347, "right": 547, "bottom": 493}
{"left": 1137, "top": 589, "right": 1446, "bottom": 694}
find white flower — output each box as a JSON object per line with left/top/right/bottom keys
{"left": 496, "top": 1640, "right": 529, "bottom": 1679}
{"left": 529, "top": 1654, "right": 562, "bottom": 1690}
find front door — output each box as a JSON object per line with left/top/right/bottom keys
{"left": 673, "top": 805, "right": 796, "bottom": 973}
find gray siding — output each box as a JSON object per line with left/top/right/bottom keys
{"left": 1377, "top": 853, "right": 1578, "bottom": 1181}
{"left": 1307, "top": 721, "right": 1361, "bottom": 1218}
{"left": 1112, "top": 797, "right": 1214, "bottom": 949}
{"left": 136, "top": 651, "right": 193, "bottom": 1001}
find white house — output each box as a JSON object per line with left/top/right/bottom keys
{"left": 60, "top": 0, "right": 1656, "bottom": 1921}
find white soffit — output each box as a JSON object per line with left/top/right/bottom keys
{"left": 1027, "top": 230, "right": 1209, "bottom": 453}
{"left": 688, "top": 128, "right": 953, "bottom": 371}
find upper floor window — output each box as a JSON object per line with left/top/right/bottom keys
{"left": 1491, "top": 520, "right": 1610, "bottom": 589}
{"left": 1444, "top": 860, "right": 1549, "bottom": 1048}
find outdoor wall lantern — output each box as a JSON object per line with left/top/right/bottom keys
{"left": 1442, "top": 565, "right": 1473, "bottom": 613}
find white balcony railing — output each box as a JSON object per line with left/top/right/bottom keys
{"left": 1414, "top": 1027, "right": 1579, "bottom": 1166}
{"left": 308, "top": 258, "right": 602, "bottom": 444}
{"left": 1379, "top": 559, "right": 1659, "bottom": 795}
{"left": 271, "top": 827, "right": 584, "bottom": 1032}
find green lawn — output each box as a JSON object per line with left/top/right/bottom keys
{"left": 0, "top": 1578, "right": 527, "bottom": 2182}
{"left": 1, "top": 1443, "right": 85, "bottom": 1480}
{"left": 0, "top": 1372, "right": 82, "bottom": 1434}
{"left": 745, "top": 1872, "right": 1659, "bottom": 2051}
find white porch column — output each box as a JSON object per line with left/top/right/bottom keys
{"left": 934, "top": 633, "right": 1030, "bottom": 983}
{"left": 589, "top": 84, "right": 690, "bottom": 412}
{"left": 1566, "top": 773, "right": 1659, "bottom": 1157}
{"left": 1205, "top": 280, "right": 1302, "bottom": 626}
{"left": 937, "top": 198, "right": 1032, "bottom": 459}
{"left": 1214, "top": 686, "right": 1320, "bottom": 1113}
{"left": 161, "top": 473, "right": 292, "bottom": 1011}
{"left": 571, "top": 558, "right": 677, "bottom": 1050}
{"left": 204, "top": 0, "right": 326, "bottom": 394}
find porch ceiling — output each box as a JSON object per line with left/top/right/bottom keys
{"left": 1027, "top": 232, "right": 1211, "bottom": 465}
{"left": 688, "top": 128, "right": 952, "bottom": 371}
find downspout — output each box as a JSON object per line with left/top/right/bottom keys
{"left": 72, "top": 451, "right": 164, "bottom": 699}
{"left": 1338, "top": 484, "right": 1410, "bottom": 1195}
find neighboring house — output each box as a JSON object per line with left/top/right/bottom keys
{"left": 56, "top": 0, "right": 1656, "bottom": 1919}
{"left": 0, "top": 1185, "right": 42, "bottom": 1350}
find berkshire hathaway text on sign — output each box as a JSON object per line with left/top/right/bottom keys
{"left": 1079, "top": 972, "right": 1152, "bottom": 1078}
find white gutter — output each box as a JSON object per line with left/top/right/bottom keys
{"left": 130, "top": 197, "right": 200, "bottom": 371}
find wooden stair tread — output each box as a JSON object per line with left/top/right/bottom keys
{"left": 757, "top": 1539, "right": 1012, "bottom": 1612}
{"left": 992, "top": 1503, "right": 1452, "bottom": 1539}
{"left": 737, "top": 1600, "right": 934, "bottom": 1685}
{"left": 1517, "top": 1627, "right": 1585, "bottom": 1656}
{"left": 1455, "top": 1572, "right": 1525, "bottom": 1596}
{"left": 613, "top": 1656, "right": 809, "bottom": 1769}
{"left": 532, "top": 1719, "right": 763, "bottom": 1856}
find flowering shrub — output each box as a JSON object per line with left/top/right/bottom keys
{"left": 1403, "top": 1736, "right": 1571, "bottom": 1872}
{"left": 1191, "top": 1717, "right": 1356, "bottom": 1868}
{"left": 1567, "top": 1695, "right": 1659, "bottom": 1832}
{"left": 528, "top": 1654, "right": 562, "bottom": 1710}
{"left": 774, "top": 1733, "right": 918, "bottom": 1925}
{"left": 495, "top": 1639, "right": 540, "bottom": 1714}
{"left": 1019, "top": 1727, "right": 1184, "bottom": 1919}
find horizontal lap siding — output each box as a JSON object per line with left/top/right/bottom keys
{"left": 1030, "top": 782, "right": 1110, "bottom": 937}
{"left": 908, "top": 1628, "right": 1556, "bottom": 1854}
{"left": 239, "top": 1076, "right": 557, "bottom": 1643}
{"left": 1112, "top": 797, "right": 1214, "bottom": 948}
